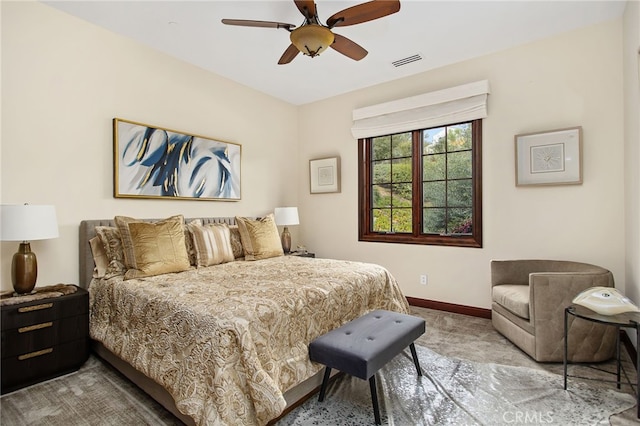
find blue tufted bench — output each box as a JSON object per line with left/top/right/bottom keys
{"left": 308, "top": 309, "right": 426, "bottom": 425}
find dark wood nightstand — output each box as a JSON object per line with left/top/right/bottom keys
{"left": 1, "top": 285, "right": 89, "bottom": 394}
{"left": 288, "top": 252, "right": 315, "bottom": 258}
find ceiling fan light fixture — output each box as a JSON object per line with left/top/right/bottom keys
{"left": 290, "top": 24, "right": 335, "bottom": 57}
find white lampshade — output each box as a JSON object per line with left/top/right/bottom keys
{"left": 1, "top": 204, "right": 59, "bottom": 241}
{"left": 274, "top": 207, "right": 299, "bottom": 226}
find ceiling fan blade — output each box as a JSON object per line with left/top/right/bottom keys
{"left": 278, "top": 44, "right": 300, "bottom": 65}
{"left": 326, "top": 0, "right": 400, "bottom": 28}
{"left": 221, "top": 19, "right": 295, "bottom": 30}
{"left": 294, "top": 0, "right": 317, "bottom": 20}
{"left": 330, "top": 33, "right": 368, "bottom": 61}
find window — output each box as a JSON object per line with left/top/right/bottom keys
{"left": 358, "top": 119, "right": 482, "bottom": 247}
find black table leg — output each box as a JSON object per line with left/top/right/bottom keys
{"left": 616, "top": 325, "right": 621, "bottom": 389}
{"left": 634, "top": 321, "right": 640, "bottom": 419}
{"left": 318, "top": 367, "right": 331, "bottom": 402}
{"left": 369, "top": 375, "right": 381, "bottom": 425}
{"left": 409, "top": 343, "right": 422, "bottom": 376}
{"left": 563, "top": 308, "right": 569, "bottom": 390}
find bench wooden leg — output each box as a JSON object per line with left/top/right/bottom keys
{"left": 318, "top": 366, "right": 331, "bottom": 402}
{"left": 409, "top": 343, "right": 422, "bottom": 376}
{"left": 369, "top": 375, "right": 381, "bottom": 425}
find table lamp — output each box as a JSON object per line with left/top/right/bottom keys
{"left": 1, "top": 204, "right": 59, "bottom": 294}
{"left": 274, "top": 207, "right": 299, "bottom": 254}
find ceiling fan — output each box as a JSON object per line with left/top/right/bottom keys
{"left": 221, "top": 0, "right": 401, "bottom": 65}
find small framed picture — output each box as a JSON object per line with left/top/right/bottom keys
{"left": 309, "top": 157, "right": 341, "bottom": 194}
{"left": 515, "top": 127, "right": 582, "bottom": 186}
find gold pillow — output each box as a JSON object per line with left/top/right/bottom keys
{"left": 123, "top": 218, "right": 190, "bottom": 280}
{"left": 188, "top": 223, "right": 235, "bottom": 267}
{"left": 235, "top": 214, "right": 283, "bottom": 261}
{"left": 114, "top": 215, "right": 184, "bottom": 270}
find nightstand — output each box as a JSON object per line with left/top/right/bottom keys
{"left": 1, "top": 285, "right": 89, "bottom": 394}
{"left": 288, "top": 252, "right": 315, "bottom": 258}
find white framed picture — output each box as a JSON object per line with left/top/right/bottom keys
{"left": 309, "top": 157, "right": 340, "bottom": 194}
{"left": 515, "top": 127, "right": 582, "bottom": 186}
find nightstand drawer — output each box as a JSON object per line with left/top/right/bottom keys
{"left": 1, "top": 338, "right": 89, "bottom": 393}
{"left": 1, "top": 290, "right": 88, "bottom": 329}
{"left": 1, "top": 314, "right": 89, "bottom": 358}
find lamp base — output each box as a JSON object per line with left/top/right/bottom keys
{"left": 11, "top": 242, "right": 38, "bottom": 295}
{"left": 281, "top": 227, "right": 292, "bottom": 254}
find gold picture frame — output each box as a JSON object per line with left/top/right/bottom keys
{"left": 309, "top": 156, "right": 341, "bottom": 194}
{"left": 515, "top": 126, "right": 582, "bottom": 186}
{"left": 113, "top": 118, "right": 241, "bottom": 200}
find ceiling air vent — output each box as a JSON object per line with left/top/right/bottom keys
{"left": 392, "top": 54, "right": 422, "bottom": 67}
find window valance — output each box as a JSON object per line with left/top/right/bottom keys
{"left": 351, "top": 80, "right": 490, "bottom": 139}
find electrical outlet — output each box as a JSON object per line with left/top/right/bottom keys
{"left": 420, "top": 274, "right": 428, "bottom": 285}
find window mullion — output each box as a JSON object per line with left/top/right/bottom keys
{"left": 412, "top": 131, "right": 422, "bottom": 236}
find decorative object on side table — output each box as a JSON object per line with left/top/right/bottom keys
{"left": 1, "top": 204, "right": 59, "bottom": 295}
{"left": 1, "top": 284, "right": 89, "bottom": 394}
{"left": 572, "top": 287, "right": 640, "bottom": 315}
{"left": 274, "top": 207, "right": 299, "bottom": 254}
{"left": 287, "top": 245, "right": 315, "bottom": 258}
{"left": 289, "top": 251, "right": 315, "bottom": 258}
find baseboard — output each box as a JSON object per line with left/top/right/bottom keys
{"left": 406, "top": 296, "right": 491, "bottom": 319}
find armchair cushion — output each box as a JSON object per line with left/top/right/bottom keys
{"left": 492, "top": 285, "right": 529, "bottom": 319}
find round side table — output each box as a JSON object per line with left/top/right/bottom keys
{"left": 564, "top": 304, "right": 640, "bottom": 418}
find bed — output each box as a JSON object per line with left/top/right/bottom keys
{"left": 79, "top": 216, "right": 409, "bottom": 426}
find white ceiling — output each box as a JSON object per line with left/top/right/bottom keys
{"left": 43, "top": 1, "right": 626, "bottom": 105}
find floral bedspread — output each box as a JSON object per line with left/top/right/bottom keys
{"left": 89, "top": 256, "right": 409, "bottom": 425}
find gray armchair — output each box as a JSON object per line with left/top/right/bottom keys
{"left": 491, "top": 259, "right": 617, "bottom": 362}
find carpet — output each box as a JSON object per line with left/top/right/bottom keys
{"left": 278, "top": 345, "right": 636, "bottom": 425}
{"left": 0, "top": 356, "right": 182, "bottom": 426}
{"left": 1, "top": 345, "right": 635, "bottom": 425}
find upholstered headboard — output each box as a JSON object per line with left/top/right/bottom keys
{"left": 78, "top": 217, "right": 238, "bottom": 289}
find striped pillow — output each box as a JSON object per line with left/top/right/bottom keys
{"left": 188, "top": 223, "right": 235, "bottom": 267}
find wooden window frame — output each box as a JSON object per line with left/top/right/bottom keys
{"left": 358, "top": 120, "right": 482, "bottom": 248}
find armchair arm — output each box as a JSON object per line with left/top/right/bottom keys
{"left": 491, "top": 259, "right": 611, "bottom": 287}
{"left": 529, "top": 270, "right": 614, "bottom": 360}
{"left": 491, "top": 260, "right": 563, "bottom": 286}
{"left": 529, "top": 271, "right": 614, "bottom": 321}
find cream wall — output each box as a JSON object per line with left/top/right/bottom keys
{"left": 0, "top": 2, "right": 631, "bottom": 314}
{"left": 298, "top": 19, "right": 625, "bottom": 309}
{"left": 623, "top": 0, "right": 640, "bottom": 345}
{"left": 0, "top": 2, "right": 299, "bottom": 292}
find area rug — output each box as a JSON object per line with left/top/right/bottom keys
{"left": 278, "top": 345, "right": 636, "bottom": 425}
{"left": 0, "top": 356, "right": 182, "bottom": 426}
{"left": 1, "top": 345, "right": 635, "bottom": 425}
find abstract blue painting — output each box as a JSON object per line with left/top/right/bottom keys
{"left": 113, "top": 118, "right": 241, "bottom": 200}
